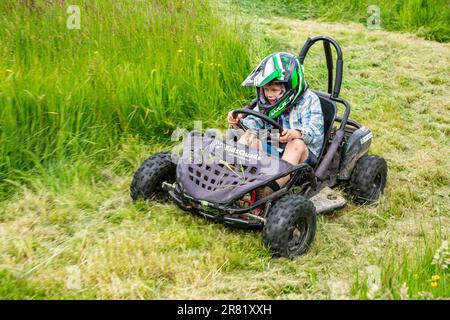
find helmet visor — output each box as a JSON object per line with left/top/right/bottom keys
{"left": 241, "top": 54, "right": 285, "bottom": 87}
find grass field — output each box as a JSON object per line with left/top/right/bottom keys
{"left": 0, "top": 0, "right": 255, "bottom": 200}
{"left": 0, "top": 0, "right": 449, "bottom": 299}
{"left": 228, "top": 0, "right": 450, "bottom": 42}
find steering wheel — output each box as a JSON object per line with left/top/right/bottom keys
{"left": 231, "top": 109, "right": 284, "bottom": 133}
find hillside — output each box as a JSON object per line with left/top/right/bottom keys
{"left": 0, "top": 8, "right": 449, "bottom": 299}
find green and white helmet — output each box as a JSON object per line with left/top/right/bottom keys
{"left": 242, "top": 52, "right": 305, "bottom": 119}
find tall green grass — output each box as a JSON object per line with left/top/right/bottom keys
{"left": 229, "top": 0, "right": 450, "bottom": 42}
{"left": 0, "top": 0, "right": 255, "bottom": 199}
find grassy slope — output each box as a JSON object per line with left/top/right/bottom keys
{"left": 1, "top": 16, "right": 449, "bottom": 299}
{"left": 228, "top": 0, "right": 450, "bottom": 42}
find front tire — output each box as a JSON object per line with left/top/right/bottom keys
{"left": 262, "top": 194, "right": 316, "bottom": 258}
{"left": 350, "top": 154, "right": 388, "bottom": 204}
{"left": 130, "top": 152, "right": 176, "bottom": 201}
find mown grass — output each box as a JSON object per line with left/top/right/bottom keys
{"left": 0, "top": 1, "right": 449, "bottom": 299}
{"left": 227, "top": 0, "right": 450, "bottom": 42}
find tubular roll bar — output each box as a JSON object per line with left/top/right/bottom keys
{"left": 299, "top": 35, "right": 350, "bottom": 131}
{"left": 298, "top": 35, "right": 343, "bottom": 99}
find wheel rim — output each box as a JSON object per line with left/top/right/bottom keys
{"left": 151, "top": 170, "right": 176, "bottom": 201}
{"left": 287, "top": 218, "right": 308, "bottom": 255}
{"left": 369, "top": 171, "right": 383, "bottom": 199}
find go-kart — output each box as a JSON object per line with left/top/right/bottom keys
{"left": 130, "top": 36, "right": 388, "bottom": 258}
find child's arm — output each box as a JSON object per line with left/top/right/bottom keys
{"left": 290, "top": 92, "right": 324, "bottom": 148}
{"left": 241, "top": 115, "right": 265, "bottom": 131}
{"left": 239, "top": 105, "right": 265, "bottom": 131}
{"left": 279, "top": 128, "right": 302, "bottom": 143}
{"left": 227, "top": 112, "right": 264, "bottom": 131}
{"left": 227, "top": 111, "right": 243, "bottom": 129}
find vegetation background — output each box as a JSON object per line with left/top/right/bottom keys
{"left": 0, "top": 0, "right": 448, "bottom": 299}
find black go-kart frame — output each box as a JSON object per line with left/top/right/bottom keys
{"left": 131, "top": 36, "right": 388, "bottom": 258}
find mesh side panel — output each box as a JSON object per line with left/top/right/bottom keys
{"left": 185, "top": 162, "right": 263, "bottom": 192}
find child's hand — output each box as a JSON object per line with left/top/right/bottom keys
{"left": 227, "top": 111, "right": 243, "bottom": 128}
{"left": 278, "top": 129, "right": 302, "bottom": 144}
{"left": 278, "top": 128, "right": 291, "bottom": 144}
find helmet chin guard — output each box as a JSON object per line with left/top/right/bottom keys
{"left": 242, "top": 52, "right": 305, "bottom": 119}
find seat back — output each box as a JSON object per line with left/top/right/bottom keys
{"left": 313, "top": 91, "right": 337, "bottom": 164}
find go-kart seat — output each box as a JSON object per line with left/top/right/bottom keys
{"left": 312, "top": 91, "right": 337, "bottom": 165}
{"left": 238, "top": 93, "right": 337, "bottom": 165}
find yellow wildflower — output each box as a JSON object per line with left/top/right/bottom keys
{"left": 431, "top": 274, "right": 440, "bottom": 280}
{"left": 175, "top": 1, "right": 183, "bottom": 9}
{"left": 431, "top": 281, "right": 438, "bottom": 287}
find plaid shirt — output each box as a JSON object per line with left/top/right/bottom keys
{"left": 242, "top": 89, "right": 324, "bottom": 158}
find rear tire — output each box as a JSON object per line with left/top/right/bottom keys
{"left": 350, "top": 154, "right": 387, "bottom": 204}
{"left": 130, "top": 152, "right": 176, "bottom": 201}
{"left": 262, "top": 194, "right": 316, "bottom": 258}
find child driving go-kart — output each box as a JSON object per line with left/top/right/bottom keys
{"left": 227, "top": 52, "right": 325, "bottom": 213}
{"left": 131, "top": 36, "right": 388, "bottom": 258}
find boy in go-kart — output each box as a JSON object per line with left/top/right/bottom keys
{"left": 227, "top": 52, "right": 324, "bottom": 208}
